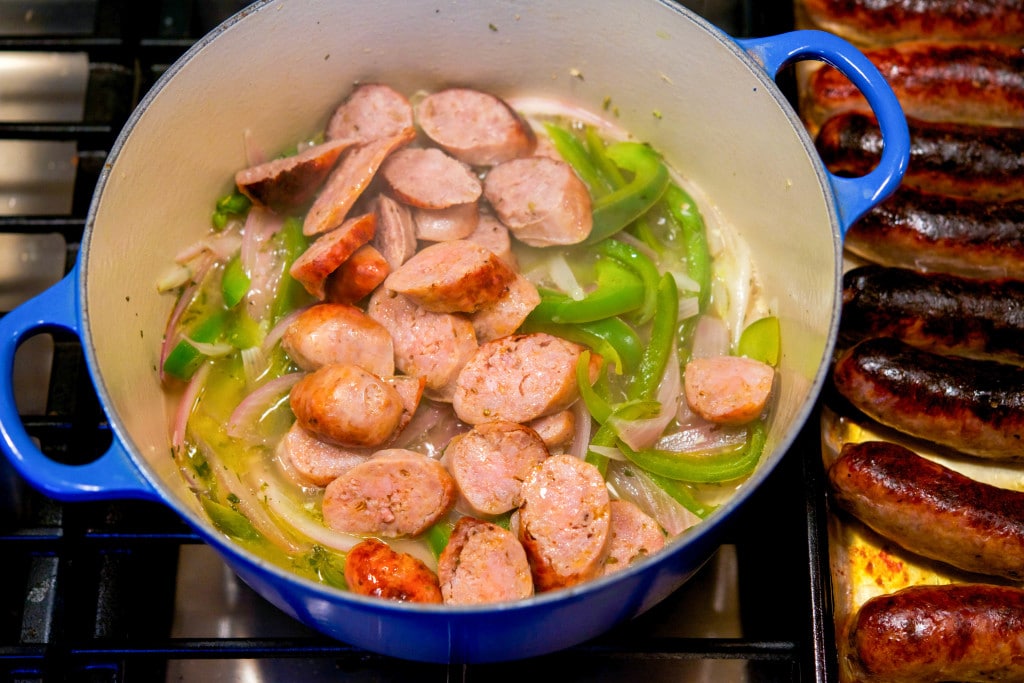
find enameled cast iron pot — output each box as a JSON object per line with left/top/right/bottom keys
{"left": 0, "top": 0, "right": 908, "bottom": 664}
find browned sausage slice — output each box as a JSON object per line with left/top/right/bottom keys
{"left": 381, "top": 147, "right": 482, "bottom": 209}
{"left": 444, "top": 420, "right": 550, "bottom": 516}
{"left": 289, "top": 363, "right": 404, "bottom": 448}
{"left": 303, "top": 126, "right": 416, "bottom": 236}
{"left": 602, "top": 500, "right": 665, "bottom": 575}
{"left": 384, "top": 240, "right": 516, "bottom": 314}
{"left": 517, "top": 454, "right": 611, "bottom": 591}
{"left": 344, "top": 538, "right": 442, "bottom": 603}
{"left": 235, "top": 138, "right": 354, "bottom": 213}
{"left": 281, "top": 302, "right": 394, "bottom": 376}
{"left": 413, "top": 202, "right": 480, "bottom": 242}
{"left": 683, "top": 355, "right": 775, "bottom": 425}
{"left": 437, "top": 518, "right": 533, "bottom": 604}
{"left": 276, "top": 420, "right": 370, "bottom": 487}
{"left": 844, "top": 583, "right": 1024, "bottom": 683}
{"left": 372, "top": 194, "right": 417, "bottom": 269}
{"left": 454, "top": 333, "right": 599, "bottom": 425}
{"left": 470, "top": 271, "right": 540, "bottom": 343}
{"left": 416, "top": 88, "right": 536, "bottom": 166}
{"left": 325, "top": 83, "right": 414, "bottom": 144}
{"left": 483, "top": 156, "right": 593, "bottom": 246}
{"left": 289, "top": 212, "right": 376, "bottom": 299}
{"left": 323, "top": 243, "right": 390, "bottom": 305}
{"left": 366, "top": 288, "right": 478, "bottom": 402}
{"left": 322, "top": 449, "right": 455, "bottom": 537}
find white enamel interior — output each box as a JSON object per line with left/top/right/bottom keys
{"left": 82, "top": 0, "right": 840, "bottom": 530}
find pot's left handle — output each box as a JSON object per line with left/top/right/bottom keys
{"left": 736, "top": 30, "right": 910, "bottom": 234}
{"left": 0, "top": 264, "right": 160, "bottom": 502}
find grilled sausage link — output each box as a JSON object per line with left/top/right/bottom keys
{"left": 832, "top": 337, "right": 1024, "bottom": 459}
{"left": 844, "top": 583, "right": 1024, "bottom": 683}
{"left": 816, "top": 112, "right": 1024, "bottom": 202}
{"left": 828, "top": 440, "right": 1024, "bottom": 579}
{"left": 840, "top": 265, "right": 1024, "bottom": 364}
{"left": 803, "top": 41, "right": 1024, "bottom": 131}
{"left": 844, "top": 187, "right": 1024, "bottom": 280}
{"left": 802, "top": 0, "right": 1024, "bottom": 47}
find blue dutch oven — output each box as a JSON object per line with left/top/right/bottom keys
{"left": 0, "top": 0, "right": 908, "bottom": 664}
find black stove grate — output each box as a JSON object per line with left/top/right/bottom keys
{"left": 0, "top": 1, "right": 837, "bottom": 681}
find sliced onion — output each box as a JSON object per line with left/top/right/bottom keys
{"left": 655, "top": 422, "right": 748, "bottom": 455}
{"left": 156, "top": 264, "right": 193, "bottom": 293}
{"left": 261, "top": 306, "right": 308, "bottom": 353}
{"left": 241, "top": 346, "right": 270, "bottom": 386}
{"left": 588, "top": 444, "right": 626, "bottom": 461}
{"left": 240, "top": 206, "right": 285, "bottom": 325}
{"left": 174, "top": 225, "right": 243, "bottom": 265}
{"left": 171, "top": 361, "right": 211, "bottom": 453}
{"left": 610, "top": 341, "right": 681, "bottom": 451}
{"left": 568, "top": 398, "right": 594, "bottom": 460}
{"left": 181, "top": 336, "right": 234, "bottom": 358}
{"left": 226, "top": 372, "right": 304, "bottom": 441}
{"left": 690, "top": 314, "right": 730, "bottom": 359}
{"left": 669, "top": 269, "right": 701, "bottom": 297}
{"left": 677, "top": 295, "right": 700, "bottom": 323}
{"left": 606, "top": 459, "right": 700, "bottom": 537}
{"left": 548, "top": 253, "right": 585, "bottom": 300}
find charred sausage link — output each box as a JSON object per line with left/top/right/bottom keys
{"left": 844, "top": 187, "right": 1024, "bottom": 280}
{"left": 844, "top": 583, "right": 1024, "bottom": 683}
{"left": 828, "top": 440, "right": 1024, "bottom": 579}
{"left": 832, "top": 337, "right": 1024, "bottom": 459}
{"left": 816, "top": 112, "right": 1024, "bottom": 202}
{"left": 840, "top": 265, "right": 1024, "bottom": 363}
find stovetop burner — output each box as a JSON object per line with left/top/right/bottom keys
{"left": 0, "top": 2, "right": 837, "bottom": 681}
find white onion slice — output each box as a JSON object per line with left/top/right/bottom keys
{"left": 226, "top": 372, "right": 303, "bottom": 441}
{"left": 690, "top": 314, "right": 730, "bottom": 359}
{"left": 548, "top": 253, "right": 585, "bottom": 300}
{"left": 568, "top": 398, "right": 594, "bottom": 460}
{"left": 610, "top": 341, "right": 681, "bottom": 451}
{"left": 171, "top": 361, "right": 211, "bottom": 453}
{"left": 606, "top": 460, "right": 700, "bottom": 537}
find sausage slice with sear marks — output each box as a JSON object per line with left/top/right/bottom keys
{"left": 289, "top": 212, "right": 376, "bottom": 299}
{"left": 322, "top": 449, "right": 456, "bottom": 537}
{"left": 344, "top": 538, "right": 442, "bottom": 603}
{"left": 235, "top": 138, "right": 354, "bottom": 213}
{"left": 517, "top": 454, "right": 611, "bottom": 591}
{"left": 437, "top": 518, "right": 533, "bottom": 604}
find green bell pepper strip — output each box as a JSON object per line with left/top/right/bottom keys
{"left": 307, "top": 545, "right": 348, "bottom": 590}
{"left": 584, "top": 142, "right": 670, "bottom": 245}
{"left": 585, "top": 125, "right": 626, "bottom": 189}
{"left": 212, "top": 191, "right": 251, "bottom": 230}
{"left": 619, "top": 420, "right": 767, "bottom": 484}
{"left": 523, "top": 315, "right": 642, "bottom": 375}
{"left": 543, "top": 123, "right": 611, "bottom": 197}
{"left": 644, "top": 471, "right": 718, "bottom": 519}
{"left": 594, "top": 238, "right": 660, "bottom": 325}
{"left": 425, "top": 519, "right": 454, "bottom": 560}
{"left": 530, "top": 256, "right": 644, "bottom": 324}
{"left": 270, "top": 217, "right": 313, "bottom": 323}
{"left": 737, "top": 315, "right": 781, "bottom": 366}
{"left": 663, "top": 183, "right": 712, "bottom": 312}
{"left": 585, "top": 421, "right": 619, "bottom": 477}
{"left": 163, "top": 309, "right": 228, "bottom": 381}
{"left": 226, "top": 308, "right": 263, "bottom": 350}
{"left": 576, "top": 350, "right": 613, "bottom": 424}
{"left": 221, "top": 254, "right": 251, "bottom": 309}
{"left": 627, "top": 273, "right": 679, "bottom": 402}
{"left": 201, "top": 496, "right": 262, "bottom": 542}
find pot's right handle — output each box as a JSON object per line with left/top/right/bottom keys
{"left": 0, "top": 264, "right": 160, "bottom": 502}
{"left": 736, "top": 30, "right": 910, "bottom": 234}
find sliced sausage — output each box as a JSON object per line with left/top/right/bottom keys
{"left": 829, "top": 440, "right": 1024, "bottom": 580}
{"left": 303, "top": 126, "right": 416, "bottom": 236}
{"left": 602, "top": 500, "right": 666, "bottom": 575}
{"left": 281, "top": 302, "right": 394, "bottom": 376}
{"left": 289, "top": 212, "right": 376, "bottom": 299}
{"left": 832, "top": 337, "right": 1024, "bottom": 459}
{"left": 371, "top": 194, "right": 417, "bottom": 269}
{"left": 844, "top": 583, "right": 1024, "bottom": 683}
{"left": 277, "top": 420, "right": 370, "bottom": 487}
{"left": 437, "top": 518, "right": 533, "bottom": 604}
{"left": 683, "top": 355, "right": 775, "bottom": 425}
{"left": 323, "top": 243, "right": 390, "bottom": 305}
{"left": 367, "top": 287, "right": 478, "bottom": 402}
{"left": 380, "top": 147, "right": 482, "bottom": 209}
{"left": 413, "top": 202, "right": 480, "bottom": 242}
{"left": 453, "top": 332, "right": 599, "bottom": 425}
{"left": 383, "top": 374, "right": 426, "bottom": 437}
{"left": 444, "top": 420, "right": 550, "bottom": 517}
{"left": 325, "top": 83, "right": 414, "bottom": 144}
{"left": 469, "top": 271, "right": 540, "bottom": 343}
{"left": 383, "top": 240, "right": 516, "bottom": 314}
{"left": 517, "top": 454, "right": 611, "bottom": 591}
{"left": 235, "top": 138, "right": 354, "bottom": 213}
{"left": 416, "top": 88, "right": 536, "bottom": 166}
{"left": 344, "top": 538, "right": 442, "bottom": 603}
{"left": 322, "top": 449, "right": 455, "bottom": 537}
{"left": 483, "top": 156, "right": 593, "bottom": 246}
{"left": 526, "top": 410, "right": 576, "bottom": 450}
{"left": 464, "top": 212, "right": 517, "bottom": 267}
{"left": 289, "top": 363, "right": 404, "bottom": 448}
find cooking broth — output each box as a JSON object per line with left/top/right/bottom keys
{"left": 160, "top": 85, "right": 778, "bottom": 599}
